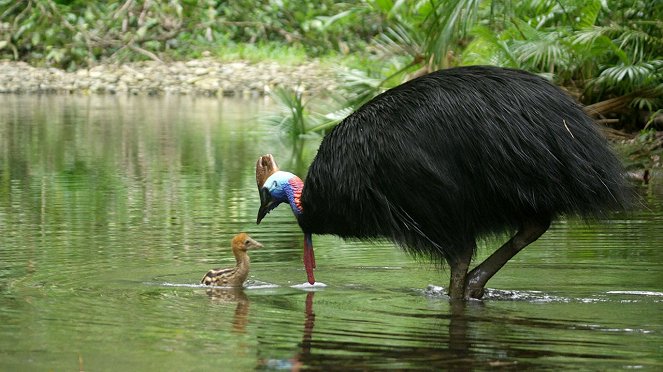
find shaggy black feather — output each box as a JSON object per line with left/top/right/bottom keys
{"left": 298, "top": 66, "right": 631, "bottom": 262}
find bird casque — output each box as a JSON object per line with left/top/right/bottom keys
{"left": 201, "top": 233, "right": 263, "bottom": 287}
{"left": 256, "top": 66, "right": 631, "bottom": 300}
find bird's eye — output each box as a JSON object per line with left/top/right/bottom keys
{"left": 272, "top": 180, "right": 278, "bottom": 189}
{"left": 245, "top": 240, "right": 250, "bottom": 244}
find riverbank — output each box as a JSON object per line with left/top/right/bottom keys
{"left": 0, "top": 59, "right": 337, "bottom": 97}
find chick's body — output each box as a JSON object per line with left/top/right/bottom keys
{"left": 201, "top": 233, "right": 262, "bottom": 287}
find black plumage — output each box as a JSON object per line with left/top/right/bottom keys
{"left": 258, "top": 65, "right": 631, "bottom": 299}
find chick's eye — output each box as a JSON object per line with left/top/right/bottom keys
{"left": 245, "top": 240, "right": 250, "bottom": 244}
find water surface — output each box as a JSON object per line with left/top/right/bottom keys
{"left": 0, "top": 95, "right": 661, "bottom": 370}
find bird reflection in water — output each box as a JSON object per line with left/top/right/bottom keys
{"left": 258, "top": 291, "right": 316, "bottom": 371}
{"left": 298, "top": 291, "right": 316, "bottom": 368}
{"left": 257, "top": 293, "right": 539, "bottom": 370}
{"left": 256, "top": 292, "right": 492, "bottom": 370}
{"left": 205, "top": 287, "right": 250, "bottom": 334}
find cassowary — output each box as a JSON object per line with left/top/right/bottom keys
{"left": 255, "top": 65, "right": 631, "bottom": 300}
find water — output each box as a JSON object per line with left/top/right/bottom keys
{"left": 1, "top": 95, "right": 661, "bottom": 370}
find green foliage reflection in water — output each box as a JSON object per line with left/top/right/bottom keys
{"left": 0, "top": 96, "right": 265, "bottom": 278}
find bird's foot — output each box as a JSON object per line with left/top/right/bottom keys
{"left": 463, "top": 272, "right": 486, "bottom": 299}
{"left": 464, "top": 285, "right": 485, "bottom": 299}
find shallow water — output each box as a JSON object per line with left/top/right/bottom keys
{"left": 0, "top": 95, "right": 661, "bottom": 370}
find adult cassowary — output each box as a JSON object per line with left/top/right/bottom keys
{"left": 256, "top": 65, "right": 631, "bottom": 300}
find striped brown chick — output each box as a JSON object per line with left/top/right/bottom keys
{"left": 201, "top": 233, "right": 263, "bottom": 287}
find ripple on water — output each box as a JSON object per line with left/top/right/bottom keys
{"left": 606, "top": 290, "right": 663, "bottom": 297}
{"left": 290, "top": 282, "right": 328, "bottom": 291}
{"left": 150, "top": 280, "right": 280, "bottom": 290}
{"left": 423, "top": 285, "right": 663, "bottom": 303}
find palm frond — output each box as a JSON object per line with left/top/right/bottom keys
{"left": 461, "top": 25, "right": 519, "bottom": 67}
{"left": 336, "top": 68, "right": 384, "bottom": 108}
{"left": 510, "top": 18, "right": 570, "bottom": 72}
{"left": 597, "top": 62, "right": 654, "bottom": 86}
{"left": 375, "top": 22, "right": 423, "bottom": 59}
{"left": 577, "top": 0, "right": 602, "bottom": 29}
{"left": 573, "top": 30, "right": 631, "bottom": 64}
{"left": 307, "top": 106, "right": 355, "bottom": 133}
{"left": 631, "top": 96, "right": 659, "bottom": 111}
{"left": 264, "top": 87, "right": 314, "bottom": 139}
{"left": 589, "top": 59, "right": 663, "bottom": 102}
{"left": 574, "top": 23, "right": 661, "bottom": 64}
{"left": 424, "top": 0, "right": 481, "bottom": 68}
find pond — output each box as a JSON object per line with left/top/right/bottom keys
{"left": 0, "top": 95, "right": 661, "bottom": 370}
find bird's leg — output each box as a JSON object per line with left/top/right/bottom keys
{"left": 465, "top": 217, "right": 551, "bottom": 299}
{"left": 304, "top": 233, "right": 316, "bottom": 284}
{"left": 447, "top": 240, "right": 475, "bottom": 300}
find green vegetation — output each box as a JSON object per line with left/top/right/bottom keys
{"left": 260, "top": 0, "right": 662, "bottom": 135}
{"left": 1, "top": 0, "right": 662, "bottom": 131}
{"left": 0, "top": 0, "right": 374, "bottom": 68}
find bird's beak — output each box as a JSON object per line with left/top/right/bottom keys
{"left": 247, "top": 237, "right": 263, "bottom": 250}
{"left": 257, "top": 187, "right": 273, "bottom": 224}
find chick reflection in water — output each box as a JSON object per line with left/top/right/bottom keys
{"left": 201, "top": 233, "right": 263, "bottom": 287}
{"left": 205, "top": 287, "right": 251, "bottom": 333}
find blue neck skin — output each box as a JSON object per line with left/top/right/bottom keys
{"left": 264, "top": 171, "right": 304, "bottom": 217}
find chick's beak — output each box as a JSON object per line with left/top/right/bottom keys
{"left": 247, "top": 237, "right": 263, "bottom": 250}
{"left": 257, "top": 187, "right": 273, "bottom": 224}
